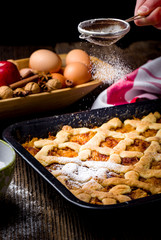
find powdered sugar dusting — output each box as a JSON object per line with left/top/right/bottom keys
{"left": 91, "top": 57, "right": 116, "bottom": 85}
{"left": 61, "top": 162, "right": 107, "bottom": 183}
{"left": 9, "top": 181, "right": 32, "bottom": 197}
{"left": 91, "top": 49, "right": 133, "bottom": 85}
{"left": 52, "top": 156, "right": 120, "bottom": 187}
{"left": 62, "top": 163, "right": 92, "bottom": 183}
{"left": 81, "top": 42, "right": 134, "bottom": 85}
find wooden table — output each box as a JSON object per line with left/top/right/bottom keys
{"left": 1, "top": 41, "right": 161, "bottom": 240}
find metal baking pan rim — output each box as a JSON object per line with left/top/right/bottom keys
{"left": 3, "top": 99, "right": 161, "bottom": 210}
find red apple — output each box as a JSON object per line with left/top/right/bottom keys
{"left": 0, "top": 61, "right": 21, "bottom": 87}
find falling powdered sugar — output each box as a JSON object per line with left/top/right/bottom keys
{"left": 80, "top": 42, "right": 134, "bottom": 85}
{"left": 91, "top": 48, "right": 133, "bottom": 85}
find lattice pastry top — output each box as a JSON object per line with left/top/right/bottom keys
{"left": 23, "top": 111, "right": 161, "bottom": 205}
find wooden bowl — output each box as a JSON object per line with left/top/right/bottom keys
{"left": 0, "top": 54, "right": 113, "bottom": 118}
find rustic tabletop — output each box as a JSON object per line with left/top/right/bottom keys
{"left": 1, "top": 41, "right": 161, "bottom": 240}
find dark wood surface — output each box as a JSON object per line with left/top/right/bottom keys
{"left": 1, "top": 41, "right": 161, "bottom": 240}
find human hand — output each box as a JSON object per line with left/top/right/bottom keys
{"left": 134, "top": 0, "right": 161, "bottom": 29}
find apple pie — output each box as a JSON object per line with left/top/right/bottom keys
{"left": 23, "top": 111, "right": 161, "bottom": 205}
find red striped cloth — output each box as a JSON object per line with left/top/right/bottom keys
{"left": 92, "top": 57, "right": 161, "bottom": 109}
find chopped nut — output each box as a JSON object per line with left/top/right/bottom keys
{"left": 46, "top": 79, "right": 62, "bottom": 91}
{"left": 24, "top": 82, "right": 40, "bottom": 94}
{"left": 0, "top": 86, "right": 13, "bottom": 99}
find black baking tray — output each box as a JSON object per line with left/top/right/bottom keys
{"left": 3, "top": 99, "right": 161, "bottom": 211}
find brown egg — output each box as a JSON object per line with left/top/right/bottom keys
{"left": 29, "top": 49, "right": 62, "bottom": 73}
{"left": 66, "top": 49, "right": 91, "bottom": 68}
{"left": 50, "top": 73, "right": 66, "bottom": 88}
{"left": 64, "top": 62, "right": 91, "bottom": 86}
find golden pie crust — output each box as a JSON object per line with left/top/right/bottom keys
{"left": 23, "top": 112, "right": 161, "bottom": 205}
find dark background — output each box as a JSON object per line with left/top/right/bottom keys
{"left": 1, "top": 0, "right": 160, "bottom": 47}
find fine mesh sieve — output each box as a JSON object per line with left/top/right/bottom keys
{"left": 78, "top": 15, "right": 144, "bottom": 46}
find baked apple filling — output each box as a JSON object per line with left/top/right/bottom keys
{"left": 23, "top": 112, "right": 161, "bottom": 205}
